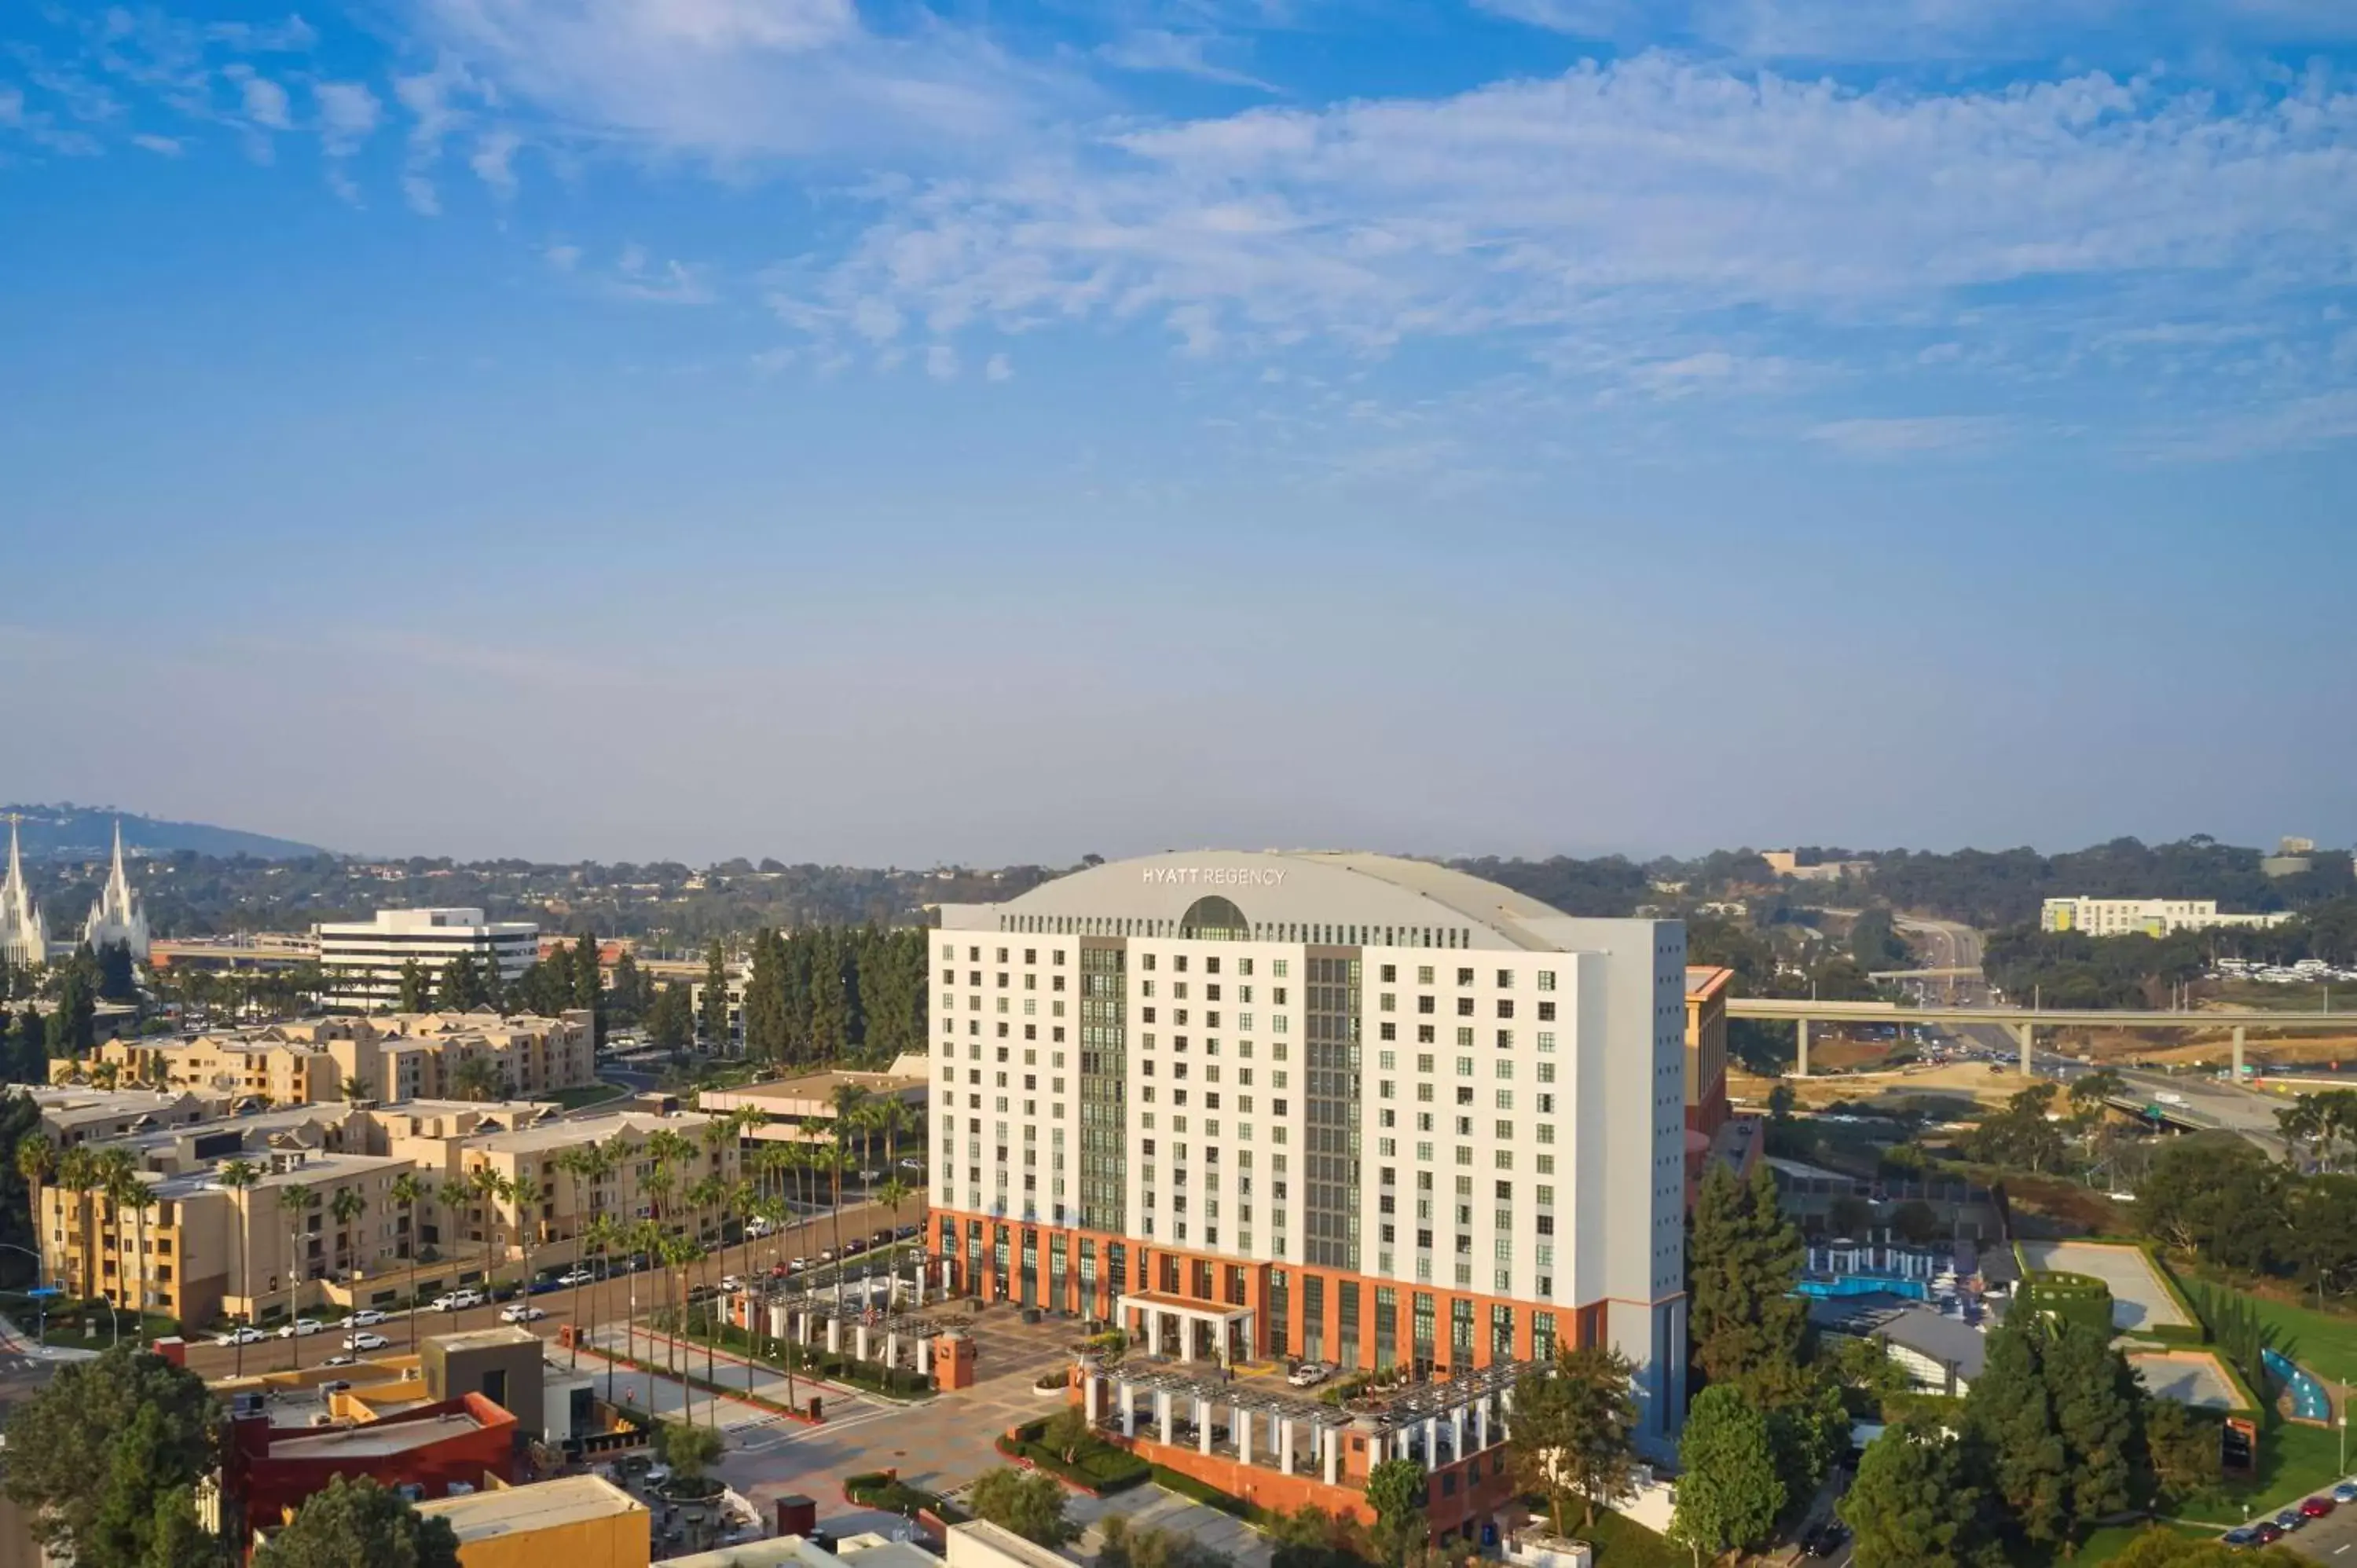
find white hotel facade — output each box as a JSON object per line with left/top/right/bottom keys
{"left": 927, "top": 851, "right": 1689, "bottom": 1449}
{"left": 316, "top": 907, "right": 540, "bottom": 1013}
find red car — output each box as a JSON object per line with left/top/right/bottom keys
{"left": 2300, "top": 1497, "right": 2337, "bottom": 1519}
{"left": 2254, "top": 1522, "right": 2286, "bottom": 1544}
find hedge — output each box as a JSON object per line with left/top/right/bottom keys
{"left": 2018, "top": 1270, "right": 2115, "bottom": 1340}
{"left": 998, "top": 1420, "right": 1152, "bottom": 1493}
{"left": 845, "top": 1471, "right": 968, "bottom": 1521}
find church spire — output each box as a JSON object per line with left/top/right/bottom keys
{"left": 108, "top": 818, "right": 132, "bottom": 907}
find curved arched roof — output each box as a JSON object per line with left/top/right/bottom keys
{"left": 940, "top": 849, "right": 1589, "bottom": 951}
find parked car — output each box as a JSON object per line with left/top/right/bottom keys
{"left": 746, "top": 1217, "right": 774, "bottom": 1237}
{"left": 432, "top": 1289, "right": 486, "bottom": 1312}
{"left": 897, "top": 1157, "right": 923, "bottom": 1171}
{"left": 843, "top": 1239, "right": 869, "bottom": 1256}
{"left": 278, "top": 1317, "right": 325, "bottom": 1339}
{"left": 818, "top": 1248, "right": 836, "bottom": 1263}
{"left": 557, "top": 1267, "right": 594, "bottom": 1288}
{"left": 1805, "top": 1523, "right": 1849, "bottom": 1558}
{"left": 215, "top": 1324, "right": 266, "bottom": 1346}
{"left": 720, "top": 1275, "right": 745, "bottom": 1292}
{"left": 2221, "top": 1527, "right": 2258, "bottom": 1548}
{"left": 789, "top": 1257, "right": 810, "bottom": 1273}
{"left": 2253, "top": 1522, "right": 2286, "bottom": 1544}
{"left": 2334, "top": 1481, "right": 2357, "bottom": 1504}
{"left": 895, "top": 1225, "right": 919, "bottom": 1240}
{"left": 871, "top": 1229, "right": 893, "bottom": 1246}
{"left": 343, "top": 1331, "right": 390, "bottom": 1351}
{"left": 2300, "top": 1497, "right": 2337, "bottom": 1519}
{"left": 343, "top": 1309, "right": 388, "bottom": 1327}
{"left": 321, "top": 1354, "right": 357, "bottom": 1368}
{"left": 2272, "top": 1508, "right": 2305, "bottom": 1531}
{"left": 1286, "top": 1361, "right": 1334, "bottom": 1388}
{"left": 498, "top": 1303, "right": 546, "bottom": 1324}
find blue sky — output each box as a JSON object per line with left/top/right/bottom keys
{"left": 2, "top": 0, "right": 2353, "bottom": 866}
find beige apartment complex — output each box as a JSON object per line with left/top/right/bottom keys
{"left": 697, "top": 1061, "right": 928, "bottom": 1148}
{"left": 66, "top": 1009, "right": 597, "bottom": 1105}
{"left": 32, "top": 1096, "right": 740, "bottom": 1331}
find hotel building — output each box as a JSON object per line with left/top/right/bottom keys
{"left": 2038, "top": 896, "right": 2292, "bottom": 938}
{"left": 317, "top": 908, "right": 540, "bottom": 1013}
{"left": 926, "top": 851, "right": 1688, "bottom": 1452}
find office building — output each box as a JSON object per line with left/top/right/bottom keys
{"left": 927, "top": 850, "right": 1688, "bottom": 1464}
{"left": 2038, "top": 897, "right": 2292, "bottom": 937}
{"left": 415, "top": 1474, "right": 648, "bottom": 1568}
{"left": 317, "top": 908, "right": 539, "bottom": 1012}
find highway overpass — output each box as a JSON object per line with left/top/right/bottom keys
{"left": 1728, "top": 995, "right": 2352, "bottom": 1080}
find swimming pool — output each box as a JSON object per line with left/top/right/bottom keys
{"left": 2263, "top": 1347, "right": 2332, "bottom": 1422}
{"left": 1798, "top": 1276, "right": 1930, "bottom": 1300}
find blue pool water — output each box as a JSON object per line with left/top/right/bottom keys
{"left": 2263, "top": 1347, "right": 2333, "bottom": 1422}
{"left": 1798, "top": 1276, "right": 1930, "bottom": 1300}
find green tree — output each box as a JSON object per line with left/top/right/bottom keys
{"left": 1687, "top": 1160, "right": 1806, "bottom": 1387}
{"left": 610, "top": 949, "right": 647, "bottom": 1023}
{"left": 93, "top": 940, "right": 137, "bottom": 1003}
{"left": 1839, "top": 1420, "right": 2000, "bottom": 1568}
{"left": 1266, "top": 1505, "right": 1375, "bottom": 1568}
{"left": 1098, "top": 1515, "right": 1237, "bottom": 1568}
{"left": 397, "top": 958, "right": 431, "bottom": 1013}
{"left": 251, "top": 1475, "right": 461, "bottom": 1568}
{"left": 2, "top": 1345, "right": 218, "bottom": 1567}
{"left": 742, "top": 929, "right": 789, "bottom": 1064}
{"left": 1669, "top": 1385, "right": 1784, "bottom": 1565}
{"left": 572, "top": 931, "right": 603, "bottom": 1009}
{"left": 698, "top": 941, "right": 731, "bottom": 1049}
{"left": 47, "top": 966, "right": 97, "bottom": 1057}
{"left": 967, "top": 1467, "right": 1076, "bottom": 1546}
{"left": 1364, "top": 1460, "right": 1427, "bottom": 1568}
{"left": 449, "top": 1055, "right": 504, "bottom": 1102}
{"left": 1510, "top": 1342, "right": 1640, "bottom": 1533}
{"left": 2102, "top": 1530, "right": 2305, "bottom": 1567}
{"left": 2141, "top": 1399, "right": 2220, "bottom": 1505}
{"left": 1962, "top": 1321, "right": 2070, "bottom": 1552}
{"left": 808, "top": 929, "right": 849, "bottom": 1061}
{"left": 653, "top": 1418, "right": 724, "bottom": 1488}
{"left": 141, "top": 1483, "right": 218, "bottom": 1568}
{"left": 648, "top": 983, "right": 693, "bottom": 1055}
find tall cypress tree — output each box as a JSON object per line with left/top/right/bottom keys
{"left": 1963, "top": 1322, "right": 2070, "bottom": 1550}
{"left": 2044, "top": 1317, "right": 2141, "bottom": 1529}
{"left": 572, "top": 931, "right": 603, "bottom": 1010}
{"left": 1688, "top": 1160, "right": 1807, "bottom": 1386}
{"left": 808, "top": 929, "right": 849, "bottom": 1063}
{"left": 742, "top": 929, "right": 790, "bottom": 1064}
{"left": 782, "top": 930, "right": 816, "bottom": 1064}
{"left": 698, "top": 940, "right": 731, "bottom": 1049}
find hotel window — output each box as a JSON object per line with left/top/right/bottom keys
{"left": 1496, "top": 1029, "right": 1513, "bottom": 1048}
{"left": 1417, "top": 995, "right": 1435, "bottom": 1014}
{"left": 1537, "top": 1031, "right": 1556, "bottom": 1052}
{"left": 1538, "top": 1061, "right": 1556, "bottom": 1083}
{"left": 1456, "top": 997, "right": 1475, "bottom": 1017}
{"left": 1456, "top": 1057, "right": 1473, "bottom": 1077}
{"left": 1456, "top": 1028, "right": 1474, "bottom": 1047}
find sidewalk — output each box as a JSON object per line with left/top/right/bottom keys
{"left": 596, "top": 1324, "right": 929, "bottom": 1409}
{"left": 0, "top": 1313, "right": 104, "bottom": 1365}
{"left": 581, "top": 1326, "right": 880, "bottom": 1425}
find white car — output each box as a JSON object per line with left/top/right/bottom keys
{"left": 745, "top": 1217, "right": 774, "bottom": 1238}
{"left": 343, "top": 1331, "right": 391, "bottom": 1351}
{"left": 432, "top": 1289, "right": 486, "bottom": 1312}
{"left": 557, "top": 1267, "right": 594, "bottom": 1287}
{"left": 278, "top": 1317, "right": 325, "bottom": 1339}
{"left": 344, "top": 1309, "right": 389, "bottom": 1327}
{"left": 720, "top": 1274, "right": 745, "bottom": 1292}
{"left": 215, "top": 1324, "right": 266, "bottom": 1346}
{"left": 1286, "top": 1361, "right": 1334, "bottom": 1389}
{"left": 499, "top": 1303, "right": 546, "bottom": 1324}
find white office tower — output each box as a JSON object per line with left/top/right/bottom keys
{"left": 315, "top": 907, "right": 539, "bottom": 1012}
{"left": 926, "top": 850, "right": 1688, "bottom": 1452}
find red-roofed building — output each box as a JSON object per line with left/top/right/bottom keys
{"left": 220, "top": 1392, "right": 519, "bottom": 1543}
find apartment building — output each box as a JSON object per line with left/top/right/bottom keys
{"left": 698, "top": 1064, "right": 928, "bottom": 1149}
{"left": 75, "top": 1009, "right": 596, "bottom": 1105}
{"left": 27, "top": 1084, "right": 220, "bottom": 1148}
{"left": 928, "top": 851, "right": 1689, "bottom": 1459}
{"left": 317, "top": 908, "right": 539, "bottom": 1013}
{"left": 29, "top": 1100, "right": 731, "bottom": 1329}
{"left": 2038, "top": 897, "right": 2293, "bottom": 937}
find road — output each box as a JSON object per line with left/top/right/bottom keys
{"left": 1892, "top": 916, "right": 1986, "bottom": 1004}
{"left": 2289, "top": 1493, "right": 2357, "bottom": 1562}
{"left": 179, "top": 1196, "right": 913, "bottom": 1381}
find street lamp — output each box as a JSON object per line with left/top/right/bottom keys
{"left": 0, "top": 1243, "right": 60, "bottom": 1346}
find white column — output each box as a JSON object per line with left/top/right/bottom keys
{"left": 1278, "top": 1418, "right": 1296, "bottom": 1475}
{"left": 854, "top": 1324, "right": 872, "bottom": 1361}
{"left": 1450, "top": 1405, "right": 1466, "bottom": 1461}
{"left": 1121, "top": 1381, "right": 1138, "bottom": 1438}
{"left": 1197, "top": 1396, "right": 1214, "bottom": 1456}
{"left": 1424, "top": 1416, "right": 1439, "bottom": 1464}
{"left": 1237, "top": 1406, "right": 1254, "bottom": 1466}
{"left": 1085, "top": 1374, "right": 1103, "bottom": 1423}
{"left": 917, "top": 1337, "right": 933, "bottom": 1376}
{"left": 1321, "top": 1427, "right": 1340, "bottom": 1486}
{"left": 827, "top": 1317, "right": 842, "bottom": 1354}
{"left": 768, "top": 1302, "right": 789, "bottom": 1338}
{"left": 914, "top": 1259, "right": 927, "bottom": 1306}
{"left": 1475, "top": 1396, "right": 1490, "bottom": 1452}
{"left": 1178, "top": 1315, "right": 1194, "bottom": 1363}
{"left": 1157, "top": 1390, "right": 1175, "bottom": 1446}
{"left": 884, "top": 1330, "right": 900, "bottom": 1367}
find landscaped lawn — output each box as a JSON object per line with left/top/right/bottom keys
{"left": 2215, "top": 1281, "right": 2357, "bottom": 1388}
{"left": 1581, "top": 1511, "right": 1683, "bottom": 1568}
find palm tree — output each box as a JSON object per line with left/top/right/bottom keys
{"left": 56, "top": 1147, "right": 98, "bottom": 1302}
{"left": 872, "top": 1097, "right": 910, "bottom": 1203}
{"left": 218, "top": 1158, "right": 259, "bottom": 1375}
{"left": 628, "top": 1218, "right": 664, "bottom": 1372}
{"left": 510, "top": 1173, "right": 546, "bottom": 1297}
{"left": 339, "top": 1075, "right": 369, "bottom": 1103}
{"left": 277, "top": 1182, "right": 313, "bottom": 1367}
{"left": 578, "top": 1213, "right": 620, "bottom": 1375}
{"left": 389, "top": 1171, "right": 425, "bottom": 1347}
{"left": 330, "top": 1187, "right": 368, "bottom": 1280}
{"left": 662, "top": 1233, "right": 706, "bottom": 1427}
{"left": 435, "top": 1177, "right": 475, "bottom": 1291}
{"left": 16, "top": 1135, "right": 54, "bottom": 1289}
{"left": 823, "top": 1141, "right": 853, "bottom": 1309}
{"left": 828, "top": 1083, "right": 871, "bottom": 1178}
{"left": 874, "top": 1178, "right": 913, "bottom": 1301}
{"left": 470, "top": 1166, "right": 514, "bottom": 1299}
{"left": 94, "top": 1148, "right": 140, "bottom": 1324}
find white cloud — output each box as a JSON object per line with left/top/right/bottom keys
{"left": 782, "top": 56, "right": 2357, "bottom": 397}
{"left": 130, "top": 132, "right": 184, "bottom": 156}
{"left": 984, "top": 352, "right": 1013, "bottom": 381}
{"left": 402, "top": 0, "right": 1081, "bottom": 167}
{"left": 1807, "top": 415, "right": 2011, "bottom": 453}
{"left": 226, "top": 65, "right": 291, "bottom": 130}
{"left": 926, "top": 343, "right": 959, "bottom": 379}
{"left": 401, "top": 172, "right": 442, "bottom": 215}
{"left": 608, "top": 245, "right": 718, "bottom": 304}
{"left": 1096, "top": 31, "right": 1274, "bottom": 92}
{"left": 470, "top": 129, "right": 523, "bottom": 198}
{"left": 314, "top": 80, "right": 382, "bottom": 154}
{"left": 394, "top": 55, "right": 485, "bottom": 214}
{"left": 544, "top": 242, "right": 583, "bottom": 270}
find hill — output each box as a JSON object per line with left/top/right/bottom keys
{"left": 0, "top": 803, "right": 332, "bottom": 862}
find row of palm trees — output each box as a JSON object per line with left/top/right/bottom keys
{"left": 10, "top": 1088, "right": 924, "bottom": 1425}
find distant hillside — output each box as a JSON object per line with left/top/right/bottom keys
{"left": 0, "top": 803, "right": 332, "bottom": 862}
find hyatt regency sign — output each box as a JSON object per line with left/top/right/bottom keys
{"left": 1141, "top": 866, "right": 1289, "bottom": 888}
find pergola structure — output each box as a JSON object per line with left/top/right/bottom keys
{"left": 1116, "top": 1290, "right": 1255, "bottom": 1365}
{"left": 1076, "top": 1354, "right": 1532, "bottom": 1491}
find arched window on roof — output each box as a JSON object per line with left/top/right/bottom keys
{"left": 1178, "top": 896, "right": 1251, "bottom": 942}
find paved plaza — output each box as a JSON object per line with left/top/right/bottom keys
{"left": 2018, "top": 1240, "right": 2191, "bottom": 1332}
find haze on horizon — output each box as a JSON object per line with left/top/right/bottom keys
{"left": 2, "top": 1, "right": 2352, "bottom": 867}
